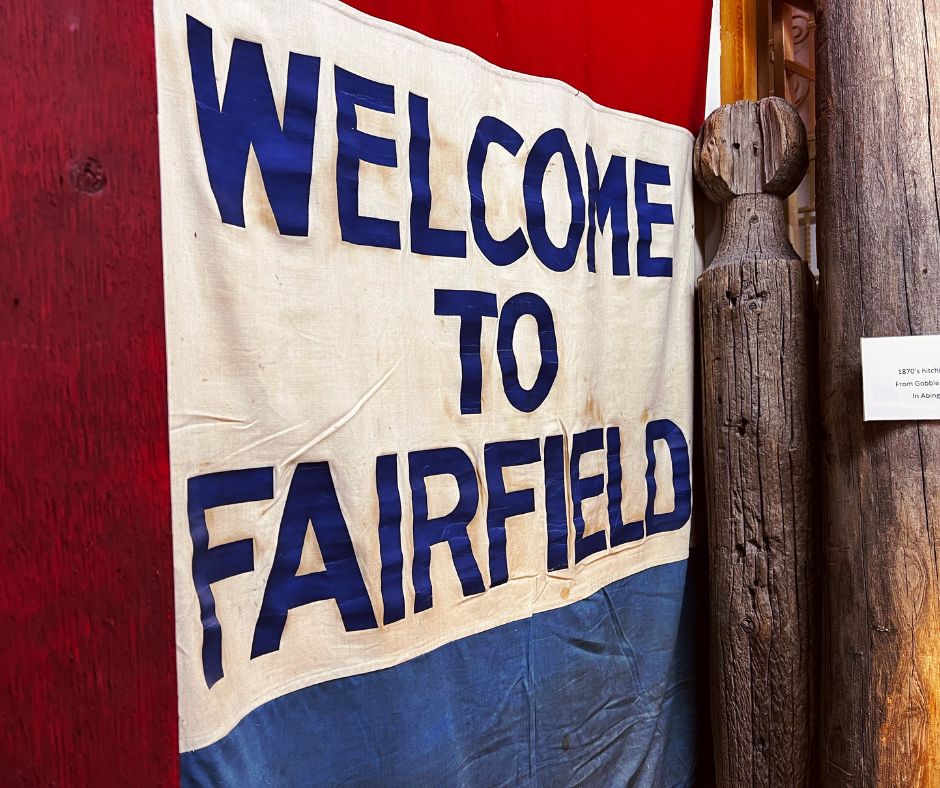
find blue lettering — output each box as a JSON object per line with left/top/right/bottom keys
{"left": 644, "top": 419, "right": 692, "bottom": 534}
{"left": 606, "top": 427, "right": 643, "bottom": 546}
{"left": 467, "top": 116, "right": 529, "bottom": 266}
{"left": 434, "top": 289, "right": 499, "bottom": 415}
{"left": 497, "top": 292, "right": 559, "bottom": 413}
{"left": 586, "top": 146, "right": 629, "bottom": 275}
{"left": 186, "top": 16, "right": 320, "bottom": 236}
{"left": 484, "top": 439, "right": 541, "bottom": 587}
{"left": 187, "top": 467, "right": 273, "bottom": 687}
{"left": 524, "top": 128, "right": 585, "bottom": 272}
{"left": 376, "top": 454, "right": 405, "bottom": 625}
{"left": 409, "top": 447, "right": 485, "bottom": 612}
{"left": 544, "top": 434, "right": 569, "bottom": 571}
{"left": 570, "top": 428, "right": 608, "bottom": 563}
{"left": 252, "top": 462, "right": 377, "bottom": 659}
{"left": 335, "top": 67, "right": 400, "bottom": 249}
{"left": 635, "top": 160, "right": 675, "bottom": 277}
{"left": 409, "top": 93, "right": 466, "bottom": 258}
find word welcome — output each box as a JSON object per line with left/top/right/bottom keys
{"left": 187, "top": 16, "right": 677, "bottom": 277}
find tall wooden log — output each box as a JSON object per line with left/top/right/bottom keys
{"left": 695, "top": 98, "right": 817, "bottom": 786}
{"left": 816, "top": 2, "right": 940, "bottom": 785}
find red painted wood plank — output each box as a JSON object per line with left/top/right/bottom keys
{"left": 0, "top": 2, "right": 177, "bottom": 785}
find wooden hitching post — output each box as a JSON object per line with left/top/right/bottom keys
{"left": 694, "top": 97, "right": 817, "bottom": 786}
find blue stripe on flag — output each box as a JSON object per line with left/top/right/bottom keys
{"left": 181, "top": 558, "right": 699, "bottom": 787}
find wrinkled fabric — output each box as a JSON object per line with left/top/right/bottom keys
{"left": 154, "top": 0, "right": 703, "bottom": 781}
{"left": 181, "top": 559, "right": 698, "bottom": 787}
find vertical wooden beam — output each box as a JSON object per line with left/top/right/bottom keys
{"left": 0, "top": 2, "right": 178, "bottom": 785}
{"left": 756, "top": 0, "right": 772, "bottom": 99}
{"left": 695, "top": 97, "right": 817, "bottom": 786}
{"left": 721, "top": 0, "right": 758, "bottom": 102}
{"left": 770, "top": 0, "right": 787, "bottom": 98}
{"left": 816, "top": 0, "right": 940, "bottom": 784}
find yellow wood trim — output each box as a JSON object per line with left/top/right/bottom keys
{"left": 720, "top": 0, "right": 758, "bottom": 103}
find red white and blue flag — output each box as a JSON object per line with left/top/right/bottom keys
{"left": 150, "top": 0, "right": 713, "bottom": 783}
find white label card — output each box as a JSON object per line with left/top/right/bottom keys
{"left": 861, "top": 335, "right": 940, "bottom": 421}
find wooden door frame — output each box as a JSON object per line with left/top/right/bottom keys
{"left": 719, "top": 0, "right": 758, "bottom": 102}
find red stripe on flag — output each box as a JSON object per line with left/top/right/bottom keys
{"left": 346, "top": 0, "right": 712, "bottom": 132}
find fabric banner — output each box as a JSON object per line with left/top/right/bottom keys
{"left": 154, "top": 0, "right": 702, "bottom": 783}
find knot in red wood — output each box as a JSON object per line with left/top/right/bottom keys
{"left": 70, "top": 157, "right": 107, "bottom": 195}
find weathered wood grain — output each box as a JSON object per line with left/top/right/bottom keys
{"left": 816, "top": 1, "right": 940, "bottom": 785}
{"left": 696, "top": 98, "right": 817, "bottom": 786}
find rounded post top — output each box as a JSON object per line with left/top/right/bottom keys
{"left": 694, "top": 97, "right": 808, "bottom": 204}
